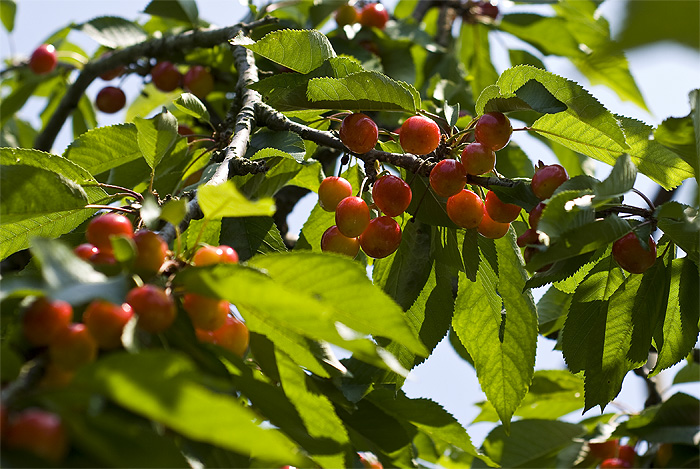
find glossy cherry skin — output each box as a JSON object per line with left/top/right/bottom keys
{"left": 86, "top": 213, "right": 134, "bottom": 252}
{"left": 339, "top": 113, "right": 379, "bottom": 154}
{"left": 618, "top": 445, "right": 636, "bottom": 465}
{"left": 151, "top": 61, "right": 181, "bottom": 92}
{"left": 484, "top": 190, "right": 521, "bottom": 223}
{"left": 29, "top": 44, "right": 57, "bottom": 74}
{"left": 612, "top": 232, "right": 657, "bottom": 274}
{"left": 4, "top": 409, "right": 68, "bottom": 463}
{"left": 22, "top": 297, "right": 73, "bottom": 347}
{"left": 95, "top": 86, "right": 126, "bottom": 113}
{"left": 74, "top": 243, "right": 98, "bottom": 261}
{"left": 359, "top": 216, "right": 402, "bottom": 259}
{"left": 517, "top": 228, "right": 539, "bottom": 247}
{"left": 335, "top": 196, "right": 371, "bottom": 238}
{"left": 183, "top": 293, "right": 229, "bottom": 331}
{"left": 528, "top": 202, "right": 546, "bottom": 230}
{"left": 359, "top": 3, "right": 389, "bottom": 29}
{"left": 133, "top": 230, "right": 168, "bottom": 277}
{"left": 531, "top": 164, "right": 569, "bottom": 199}
{"left": 183, "top": 66, "right": 214, "bottom": 99}
{"left": 461, "top": 142, "right": 496, "bottom": 175}
{"left": 82, "top": 300, "right": 133, "bottom": 349}
{"left": 321, "top": 225, "right": 360, "bottom": 257}
{"left": 193, "top": 245, "right": 239, "bottom": 266}
{"left": 335, "top": 4, "right": 359, "bottom": 26}
{"left": 400, "top": 115, "right": 441, "bottom": 155}
{"left": 49, "top": 323, "right": 98, "bottom": 371}
{"left": 475, "top": 112, "right": 512, "bottom": 150}
{"left": 318, "top": 176, "right": 353, "bottom": 212}
{"left": 446, "top": 189, "right": 484, "bottom": 229}
{"left": 589, "top": 439, "right": 619, "bottom": 460}
{"left": 600, "top": 458, "right": 632, "bottom": 468}
{"left": 430, "top": 159, "right": 467, "bottom": 198}
{"left": 372, "top": 175, "right": 412, "bottom": 216}
{"left": 477, "top": 209, "right": 510, "bottom": 239}
{"left": 213, "top": 315, "right": 250, "bottom": 357}
{"left": 126, "top": 285, "right": 176, "bottom": 333}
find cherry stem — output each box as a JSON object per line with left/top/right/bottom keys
{"left": 632, "top": 188, "right": 655, "bottom": 211}
{"left": 84, "top": 204, "right": 137, "bottom": 214}
{"left": 86, "top": 183, "right": 144, "bottom": 202}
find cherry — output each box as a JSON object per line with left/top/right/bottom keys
{"left": 359, "top": 3, "right": 390, "bottom": 29}
{"left": 213, "top": 315, "right": 250, "bottom": 357}
{"left": 29, "top": 44, "right": 57, "bottom": 75}
{"left": 335, "top": 196, "right": 371, "bottom": 237}
{"left": 125, "top": 285, "right": 176, "bottom": 333}
{"left": 600, "top": 458, "right": 632, "bottom": 468}
{"left": 86, "top": 213, "right": 133, "bottom": 252}
{"left": 474, "top": 1, "right": 499, "bottom": 20}
{"left": 430, "top": 159, "right": 467, "bottom": 198}
{"left": 99, "top": 65, "right": 124, "bottom": 81}
{"left": 529, "top": 202, "right": 546, "bottom": 230}
{"left": 178, "top": 124, "right": 196, "bottom": 143}
{"left": 133, "top": 230, "right": 168, "bottom": 277}
{"left": 321, "top": 225, "right": 360, "bottom": 257}
{"left": 318, "top": 176, "right": 353, "bottom": 212}
{"left": 183, "top": 65, "right": 214, "bottom": 99}
{"left": 151, "top": 61, "right": 181, "bottom": 92}
{"left": 95, "top": 86, "right": 126, "bottom": 113}
{"left": 372, "top": 175, "right": 412, "bottom": 216}
{"left": 359, "top": 216, "right": 402, "bottom": 259}
{"left": 399, "top": 115, "right": 441, "bottom": 155}
{"left": 90, "top": 250, "right": 118, "bottom": 272}
{"left": 74, "top": 243, "right": 98, "bottom": 261}
{"left": 531, "top": 163, "right": 569, "bottom": 199}
{"left": 335, "top": 4, "right": 359, "bottom": 27}
{"left": 218, "top": 245, "right": 239, "bottom": 263}
{"left": 475, "top": 112, "right": 512, "bottom": 151}
{"left": 183, "top": 293, "right": 229, "bottom": 331}
{"left": 40, "top": 363, "right": 76, "bottom": 389}
{"left": 477, "top": 209, "right": 510, "bottom": 239}
{"left": 193, "top": 244, "right": 239, "bottom": 266}
{"left": 339, "top": 113, "right": 379, "bottom": 154}
{"left": 612, "top": 232, "right": 657, "bottom": 274}
{"left": 461, "top": 142, "right": 495, "bottom": 176}
{"left": 446, "top": 189, "right": 484, "bottom": 229}
{"left": 22, "top": 297, "right": 73, "bottom": 347}
{"left": 484, "top": 190, "right": 521, "bottom": 223}
{"left": 359, "top": 452, "right": 384, "bottom": 469}
{"left": 82, "top": 300, "right": 133, "bottom": 349}
{"left": 48, "top": 323, "right": 98, "bottom": 370}
{"left": 517, "top": 228, "right": 539, "bottom": 247}
{"left": 4, "top": 409, "right": 68, "bottom": 463}
{"left": 618, "top": 445, "right": 636, "bottom": 465}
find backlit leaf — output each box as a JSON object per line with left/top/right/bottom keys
{"left": 198, "top": 180, "right": 275, "bottom": 219}
{"left": 78, "top": 16, "right": 147, "bottom": 48}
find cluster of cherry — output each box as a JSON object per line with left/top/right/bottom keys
{"left": 588, "top": 438, "right": 639, "bottom": 468}
{"left": 27, "top": 44, "right": 214, "bottom": 114}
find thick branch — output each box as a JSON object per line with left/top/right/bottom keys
{"left": 33, "top": 17, "right": 276, "bottom": 152}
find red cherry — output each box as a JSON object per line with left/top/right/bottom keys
{"left": 48, "top": 323, "right": 98, "bottom": 371}
{"left": 133, "top": 230, "right": 168, "bottom": 277}
{"left": 126, "top": 285, "right": 176, "bottom": 333}
{"left": 430, "top": 159, "right": 467, "bottom": 198}
{"left": 484, "top": 190, "right": 521, "bottom": 223}
{"left": 517, "top": 228, "right": 539, "bottom": 247}
{"left": 589, "top": 440, "right": 619, "bottom": 460}
{"left": 359, "top": 3, "right": 390, "bottom": 29}
{"left": 196, "top": 328, "right": 217, "bottom": 345}
{"left": 446, "top": 189, "right": 484, "bottom": 229}
{"left": 531, "top": 163, "right": 569, "bottom": 199}
{"left": 618, "top": 445, "right": 636, "bottom": 465}
{"left": 193, "top": 245, "right": 220, "bottom": 266}
{"left": 218, "top": 245, "right": 239, "bottom": 263}
{"left": 99, "top": 65, "right": 124, "bottom": 81}
{"left": 82, "top": 300, "right": 133, "bottom": 349}
{"left": 318, "top": 176, "right": 353, "bottom": 212}
{"left": 321, "top": 225, "right": 360, "bottom": 257}
{"left": 86, "top": 213, "right": 134, "bottom": 252}
{"left": 183, "top": 293, "right": 229, "bottom": 331}
{"left": 529, "top": 202, "right": 546, "bottom": 230}
{"left": 183, "top": 66, "right": 214, "bottom": 99}
{"left": 477, "top": 208, "right": 510, "bottom": 239}
{"left": 612, "top": 232, "right": 657, "bottom": 274}
{"left": 359, "top": 216, "right": 402, "bottom": 259}
{"left": 600, "top": 458, "right": 632, "bottom": 468}
{"left": 335, "top": 4, "right": 359, "bottom": 26}
{"left": 212, "top": 315, "right": 250, "bottom": 357}
{"left": 399, "top": 115, "right": 441, "bottom": 155}
{"left": 5, "top": 409, "right": 68, "bottom": 463}
{"left": 339, "top": 113, "right": 379, "bottom": 154}
{"left": 475, "top": 112, "right": 512, "bottom": 150}
{"left": 335, "top": 196, "right": 371, "bottom": 238}
{"left": 372, "top": 175, "right": 412, "bottom": 216}
{"left": 95, "top": 86, "right": 126, "bottom": 113}
{"left": 151, "top": 61, "right": 182, "bottom": 92}
{"left": 29, "top": 44, "right": 57, "bottom": 75}
{"left": 461, "top": 142, "right": 495, "bottom": 176}
{"left": 22, "top": 297, "right": 73, "bottom": 347}
{"left": 178, "top": 124, "right": 196, "bottom": 143}
{"left": 74, "top": 243, "right": 98, "bottom": 261}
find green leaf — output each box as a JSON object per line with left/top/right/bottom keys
{"left": 0, "top": 0, "right": 16, "bottom": 32}
{"left": 134, "top": 110, "right": 178, "bottom": 170}
{"left": 307, "top": 71, "right": 419, "bottom": 113}
{"left": 656, "top": 202, "right": 700, "bottom": 263}
{"left": 198, "top": 180, "right": 276, "bottom": 219}
{"left": 673, "top": 361, "right": 700, "bottom": 385}
{"left": 63, "top": 124, "right": 140, "bottom": 175}
{"left": 78, "top": 16, "right": 147, "bottom": 48}
{"left": 460, "top": 22, "right": 499, "bottom": 99}
{"left": 144, "top": 0, "right": 199, "bottom": 26}
{"left": 616, "top": 392, "right": 700, "bottom": 444}
{"left": 248, "top": 129, "right": 306, "bottom": 163}
{"left": 126, "top": 83, "right": 181, "bottom": 124}
{"left": 500, "top": 14, "right": 581, "bottom": 57}
{"left": 537, "top": 286, "right": 573, "bottom": 336}
{"left": 174, "top": 93, "right": 210, "bottom": 124}
{"left": 617, "top": 1, "right": 700, "bottom": 51}
{"left": 508, "top": 49, "right": 546, "bottom": 70}
{"left": 535, "top": 189, "right": 596, "bottom": 241}
{"left": 233, "top": 29, "right": 336, "bottom": 74}
{"left": 74, "top": 351, "right": 306, "bottom": 465}
{"left": 654, "top": 114, "right": 698, "bottom": 175}
{"left": 219, "top": 216, "right": 287, "bottom": 262}
{"left": 593, "top": 153, "right": 637, "bottom": 202}
{"left": 160, "top": 198, "right": 187, "bottom": 227}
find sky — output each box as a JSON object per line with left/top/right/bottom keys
{"left": 2, "top": 0, "right": 699, "bottom": 448}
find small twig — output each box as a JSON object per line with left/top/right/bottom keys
{"left": 632, "top": 188, "right": 656, "bottom": 211}
{"left": 84, "top": 204, "right": 137, "bottom": 213}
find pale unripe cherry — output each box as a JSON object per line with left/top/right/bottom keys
{"left": 318, "top": 177, "right": 353, "bottom": 212}
{"left": 446, "top": 189, "right": 484, "bottom": 229}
